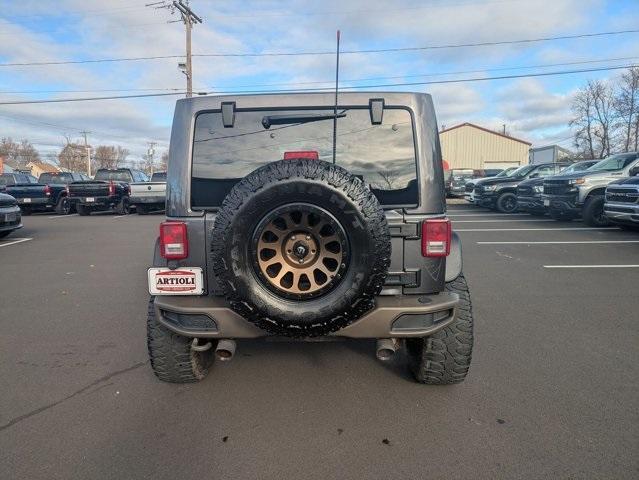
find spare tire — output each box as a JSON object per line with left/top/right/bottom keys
{"left": 211, "top": 159, "right": 391, "bottom": 337}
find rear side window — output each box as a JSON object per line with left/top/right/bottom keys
{"left": 151, "top": 172, "right": 166, "bottom": 181}
{"left": 39, "top": 173, "right": 73, "bottom": 183}
{"left": 191, "top": 107, "right": 418, "bottom": 208}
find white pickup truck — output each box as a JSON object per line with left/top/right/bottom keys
{"left": 130, "top": 171, "right": 166, "bottom": 214}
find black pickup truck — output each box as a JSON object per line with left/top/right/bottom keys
{"left": 68, "top": 168, "right": 147, "bottom": 216}
{"left": 4, "top": 171, "right": 90, "bottom": 215}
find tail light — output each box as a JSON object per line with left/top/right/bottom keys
{"left": 283, "top": 151, "right": 319, "bottom": 160}
{"left": 108, "top": 180, "right": 115, "bottom": 196}
{"left": 421, "top": 218, "right": 451, "bottom": 257}
{"left": 159, "top": 221, "right": 188, "bottom": 260}
{"left": 44, "top": 185, "right": 51, "bottom": 196}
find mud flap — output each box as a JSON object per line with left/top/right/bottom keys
{"left": 445, "top": 232, "right": 463, "bottom": 282}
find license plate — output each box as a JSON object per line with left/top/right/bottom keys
{"left": 85, "top": 197, "right": 95, "bottom": 202}
{"left": 4, "top": 213, "right": 17, "bottom": 222}
{"left": 23, "top": 198, "right": 32, "bottom": 203}
{"left": 148, "top": 267, "right": 204, "bottom": 295}
{"left": 544, "top": 199, "right": 550, "bottom": 206}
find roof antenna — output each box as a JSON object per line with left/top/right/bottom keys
{"left": 332, "top": 30, "right": 340, "bottom": 164}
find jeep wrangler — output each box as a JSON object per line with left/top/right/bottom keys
{"left": 146, "top": 92, "right": 473, "bottom": 384}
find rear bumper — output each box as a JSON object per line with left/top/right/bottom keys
{"left": 604, "top": 203, "right": 639, "bottom": 224}
{"left": 17, "top": 197, "right": 51, "bottom": 209}
{"left": 153, "top": 292, "right": 459, "bottom": 339}
{"left": 130, "top": 195, "right": 165, "bottom": 204}
{"left": 72, "top": 195, "right": 120, "bottom": 208}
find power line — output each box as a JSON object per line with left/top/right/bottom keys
{"left": 1, "top": 28, "right": 638, "bottom": 67}
{"left": 1, "top": 64, "right": 637, "bottom": 105}
{"left": 2, "top": 56, "right": 638, "bottom": 95}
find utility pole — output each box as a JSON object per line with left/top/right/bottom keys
{"left": 80, "top": 130, "right": 91, "bottom": 176}
{"left": 147, "top": 1, "right": 202, "bottom": 97}
{"left": 146, "top": 141, "right": 157, "bottom": 175}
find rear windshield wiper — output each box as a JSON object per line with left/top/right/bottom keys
{"left": 262, "top": 112, "right": 346, "bottom": 129}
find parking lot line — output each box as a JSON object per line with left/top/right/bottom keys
{"left": 113, "top": 215, "right": 129, "bottom": 219}
{"left": 544, "top": 264, "right": 639, "bottom": 269}
{"left": 0, "top": 238, "right": 33, "bottom": 248}
{"left": 455, "top": 227, "right": 620, "bottom": 232}
{"left": 478, "top": 240, "right": 639, "bottom": 245}
{"left": 48, "top": 214, "right": 79, "bottom": 219}
{"left": 452, "top": 219, "right": 554, "bottom": 223}
{"left": 448, "top": 213, "right": 530, "bottom": 217}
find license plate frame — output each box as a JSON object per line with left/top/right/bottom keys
{"left": 85, "top": 197, "right": 95, "bottom": 203}
{"left": 22, "top": 198, "right": 32, "bottom": 204}
{"left": 148, "top": 267, "right": 204, "bottom": 295}
{"left": 4, "top": 212, "right": 17, "bottom": 222}
{"left": 543, "top": 199, "right": 550, "bottom": 207}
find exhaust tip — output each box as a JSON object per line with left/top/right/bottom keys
{"left": 215, "top": 339, "right": 236, "bottom": 362}
{"left": 376, "top": 338, "right": 399, "bottom": 361}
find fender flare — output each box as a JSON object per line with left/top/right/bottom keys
{"left": 445, "top": 231, "right": 463, "bottom": 282}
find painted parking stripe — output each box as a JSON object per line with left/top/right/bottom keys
{"left": 48, "top": 213, "right": 79, "bottom": 219}
{"left": 544, "top": 264, "right": 639, "bottom": 269}
{"left": 113, "top": 214, "right": 129, "bottom": 219}
{"left": 452, "top": 219, "right": 554, "bottom": 223}
{"left": 0, "top": 237, "right": 33, "bottom": 248}
{"left": 478, "top": 240, "right": 639, "bottom": 245}
{"left": 456, "top": 227, "right": 620, "bottom": 232}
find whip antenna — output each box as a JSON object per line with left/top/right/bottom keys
{"left": 332, "top": 30, "right": 340, "bottom": 164}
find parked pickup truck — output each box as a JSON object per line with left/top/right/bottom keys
{"left": 68, "top": 168, "right": 148, "bottom": 216}
{"left": 5, "top": 171, "right": 90, "bottom": 215}
{"left": 474, "top": 162, "right": 570, "bottom": 213}
{"left": 0, "top": 172, "right": 38, "bottom": 194}
{"left": 465, "top": 167, "right": 517, "bottom": 203}
{"left": 542, "top": 152, "right": 639, "bottom": 226}
{"left": 516, "top": 160, "right": 599, "bottom": 215}
{"left": 130, "top": 171, "right": 166, "bottom": 214}
{"left": 604, "top": 176, "right": 639, "bottom": 230}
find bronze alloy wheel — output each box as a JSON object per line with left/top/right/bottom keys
{"left": 251, "top": 203, "right": 349, "bottom": 300}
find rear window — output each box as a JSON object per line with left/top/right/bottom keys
{"left": 151, "top": 172, "right": 166, "bottom": 181}
{"left": 94, "top": 170, "right": 133, "bottom": 182}
{"left": 191, "top": 107, "right": 418, "bottom": 208}
{"left": 39, "top": 172, "right": 73, "bottom": 183}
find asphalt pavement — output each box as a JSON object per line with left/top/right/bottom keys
{"left": 0, "top": 206, "right": 638, "bottom": 479}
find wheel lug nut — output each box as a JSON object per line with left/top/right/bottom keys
{"left": 291, "top": 235, "right": 296, "bottom": 240}
{"left": 305, "top": 235, "right": 310, "bottom": 240}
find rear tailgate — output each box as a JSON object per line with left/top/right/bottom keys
{"left": 5, "top": 184, "right": 48, "bottom": 203}
{"left": 68, "top": 181, "right": 110, "bottom": 197}
{"left": 130, "top": 182, "right": 166, "bottom": 196}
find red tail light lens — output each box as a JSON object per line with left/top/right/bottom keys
{"left": 159, "top": 221, "right": 188, "bottom": 260}
{"left": 421, "top": 218, "right": 451, "bottom": 257}
{"left": 108, "top": 181, "right": 115, "bottom": 196}
{"left": 283, "top": 150, "right": 319, "bottom": 160}
{"left": 44, "top": 185, "right": 51, "bottom": 196}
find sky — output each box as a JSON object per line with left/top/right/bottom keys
{"left": 1, "top": 0, "right": 638, "bottom": 165}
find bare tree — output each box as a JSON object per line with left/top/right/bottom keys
{"left": 614, "top": 67, "right": 639, "bottom": 152}
{"left": 58, "top": 136, "right": 87, "bottom": 172}
{"left": 0, "top": 137, "right": 40, "bottom": 168}
{"left": 570, "top": 80, "right": 617, "bottom": 158}
{"left": 159, "top": 150, "right": 169, "bottom": 171}
{"left": 376, "top": 170, "right": 401, "bottom": 189}
{"left": 92, "top": 145, "right": 130, "bottom": 171}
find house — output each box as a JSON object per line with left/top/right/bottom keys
{"left": 439, "top": 123, "right": 531, "bottom": 170}
{"left": 26, "top": 161, "right": 60, "bottom": 178}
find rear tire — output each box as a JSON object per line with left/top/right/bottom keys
{"left": 55, "top": 196, "right": 71, "bottom": 215}
{"left": 406, "top": 274, "right": 474, "bottom": 385}
{"left": 76, "top": 204, "right": 91, "bottom": 216}
{"left": 496, "top": 192, "right": 518, "bottom": 213}
{"left": 146, "top": 298, "right": 215, "bottom": 383}
{"left": 583, "top": 195, "right": 609, "bottom": 227}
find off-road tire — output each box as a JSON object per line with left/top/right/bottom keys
{"left": 495, "top": 192, "right": 518, "bottom": 213}
{"left": 583, "top": 195, "right": 609, "bottom": 227}
{"left": 211, "top": 159, "right": 391, "bottom": 337}
{"left": 406, "top": 274, "right": 473, "bottom": 384}
{"left": 55, "top": 196, "right": 71, "bottom": 215}
{"left": 136, "top": 204, "right": 149, "bottom": 215}
{"left": 146, "top": 298, "right": 215, "bottom": 383}
{"left": 76, "top": 204, "right": 91, "bottom": 216}
{"left": 116, "top": 197, "right": 130, "bottom": 215}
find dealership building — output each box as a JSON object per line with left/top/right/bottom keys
{"left": 439, "top": 122, "right": 532, "bottom": 171}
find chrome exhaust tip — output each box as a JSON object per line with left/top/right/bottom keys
{"left": 215, "top": 339, "right": 236, "bottom": 362}
{"left": 376, "top": 338, "right": 399, "bottom": 361}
